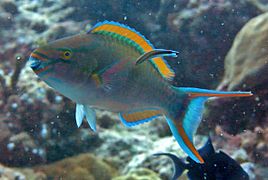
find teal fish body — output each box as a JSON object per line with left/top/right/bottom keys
{"left": 29, "top": 21, "right": 252, "bottom": 163}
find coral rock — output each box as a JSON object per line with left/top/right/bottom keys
{"left": 218, "top": 12, "right": 268, "bottom": 91}
{"left": 113, "top": 168, "right": 161, "bottom": 180}
{"left": 35, "top": 153, "right": 117, "bottom": 180}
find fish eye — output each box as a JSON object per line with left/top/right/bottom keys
{"left": 62, "top": 50, "right": 72, "bottom": 60}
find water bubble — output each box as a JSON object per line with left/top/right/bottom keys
{"left": 38, "top": 149, "right": 45, "bottom": 156}
{"left": 7, "top": 143, "right": 15, "bottom": 150}
{"left": 16, "top": 56, "right": 22, "bottom": 61}
{"left": 123, "top": 16, "right": 127, "bottom": 20}
{"left": 209, "top": 73, "right": 214, "bottom": 78}
{"left": 0, "top": 69, "right": 4, "bottom": 76}
{"left": 11, "top": 102, "right": 18, "bottom": 109}
{"left": 55, "top": 95, "right": 63, "bottom": 103}
{"left": 32, "top": 148, "right": 38, "bottom": 154}
{"left": 41, "top": 124, "right": 48, "bottom": 138}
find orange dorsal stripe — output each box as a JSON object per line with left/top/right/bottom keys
{"left": 89, "top": 21, "right": 175, "bottom": 80}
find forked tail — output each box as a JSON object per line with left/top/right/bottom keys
{"left": 117, "top": 87, "right": 252, "bottom": 164}
{"left": 166, "top": 87, "right": 252, "bottom": 163}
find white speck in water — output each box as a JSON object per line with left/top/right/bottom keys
{"left": 32, "top": 148, "right": 38, "bottom": 154}
{"left": 55, "top": 95, "right": 62, "bottom": 103}
{"left": 204, "top": 173, "right": 207, "bottom": 179}
{"left": 209, "top": 73, "right": 214, "bottom": 78}
{"left": 148, "top": 12, "right": 152, "bottom": 16}
{"left": 221, "top": 22, "right": 225, "bottom": 26}
{"left": 16, "top": 56, "right": 22, "bottom": 61}
{"left": 7, "top": 143, "right": 15, "bottom": 151}
{"left": 38, "top": 149, "right": 45, "bottom": 156}
{"left": 255, "top": 96, "right": 260, "bottom": 101}
{"left": 56, "top": 115, "right": 60, "bottom": 119}
{"left": 0, "top": 69, "right": 4, "bottom": 76}
{"left": 123, "top": 16, "right": 127, "bottom": 20}
{"left": 11, "top": 103, "right": 18, "bottom": 109}
{"left": 41, "top": 124, "right": 48, "bottom": 138}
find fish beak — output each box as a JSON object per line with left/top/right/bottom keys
{"left": 29, "top": 54, "right": 42, "bottom": 70}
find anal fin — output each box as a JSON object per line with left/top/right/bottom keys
{"left": 119, "top": 109, "right": 163, "bottom": 127}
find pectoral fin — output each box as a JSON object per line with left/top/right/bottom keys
{"left": 119, "top": 109, "right": 163, "bottom": 127}
{"left": 84, "top": 105, "right": 97, "bottom": 132}
{"left": 75, "top": 104, "right": 97, "bottom": 131}
{"left": 76, "top": 104, "right": 85, "bottom": 128}
{"left": 93, "top": 60, "right": 130, "bottom": 92}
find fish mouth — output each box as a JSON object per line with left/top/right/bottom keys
{"left": 29, "top": 54, "right": 42, "bottom": 70}
{"left": 29, "top": 57, "right": 42, "bottom": 70}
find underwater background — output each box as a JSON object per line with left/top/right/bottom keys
{"left": 0, "top": 0, "right": 267, "bottom": 179}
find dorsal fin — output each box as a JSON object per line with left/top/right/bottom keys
{"left": 88, "top": 21, "right": 175, "bottom": 80}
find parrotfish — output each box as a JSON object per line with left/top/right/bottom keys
{"left": 154, "top": 138, "right": 249, "bottom": 180}
{"left": 29, "top": 21, "right": 252, "bottom": 163}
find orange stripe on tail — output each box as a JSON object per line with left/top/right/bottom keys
{"left": 175, "top": 121, "right": 204, "bottom": 163}
{"left": 189, "top": 92, "right": 253, "bottom": 98}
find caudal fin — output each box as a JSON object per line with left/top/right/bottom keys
{"left": 166, "top": 87, "right": 252, "bottom": 164}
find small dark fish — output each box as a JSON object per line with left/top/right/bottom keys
{"left": 154, "top": 138, "right": 249, "bottom": 180}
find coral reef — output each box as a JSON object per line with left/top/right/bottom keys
{"left": 0, "top": 0, "right": 268, "bottom": 179}
{"left": 151, "top": 0, "right": 263, "bottom": 88}
{"left": 113, "top": 168, "right": 161, "bottom": 180}
{"left": 214, "top": 126, "right": 268, "bottom": 167}
{"left": 35, "top": 153, "right": 118, "bottom": 180}
{"left": 0, "top": 163, "right": 26, "bottom": 180}
{"left": 204, "top": 11, "right": 268, "bottom": 134}
{"left": 0, "top": 163, "right": 46, "bottom": 180}
{"left": 219, "top": 12, "right": 268, "bottom": 91}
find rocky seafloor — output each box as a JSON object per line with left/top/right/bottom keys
{"left": 0, "top": 0, "right": 268, "bottom": 179}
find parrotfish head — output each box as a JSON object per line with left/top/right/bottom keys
{"left": 29, "top": 35, "right": 98, "bottom": 101}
